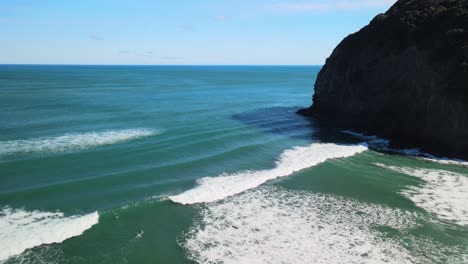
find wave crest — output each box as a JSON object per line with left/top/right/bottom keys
{"left": 0, "top": 128, "right": 157, "bottom": 156}
{"left": 169, "top": 143, "right": 367, "bottom": 204}
{"left": 0, "top": 207, "right": 99, "bottom": 261}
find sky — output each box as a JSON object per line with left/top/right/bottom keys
{"left": 1, "top": 0, "right": 396, "bottom": 65}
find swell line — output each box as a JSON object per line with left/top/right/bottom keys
{"left": 169, "top": 142, "right": 368, "bottom": 204}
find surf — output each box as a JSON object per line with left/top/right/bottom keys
{"left": 169, "top": 143, "right": 368, "bottom": 204}
{"left": 0, "top": 128, "right": 158, "bottom": 157}
{"left": 376, "top": 163, "right": 468, "bottom": 226}
{"left": 0, "top": 207, "right": 99, "bottom": 261}
{"left": 343, "top": 130, "right": 468, "bottom": 166}
{"left": 181, "top": 186, "right": 466, "bottom": 264}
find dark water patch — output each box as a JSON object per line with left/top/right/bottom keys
{"left": 233, "top": 107, "right": 468, "bottom": 166}
{"left": 232, "top": 106, "right": 365, "bottom": 145}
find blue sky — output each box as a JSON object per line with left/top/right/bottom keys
{"left": 1, "top": 0, "right": 396, "bottom": 65}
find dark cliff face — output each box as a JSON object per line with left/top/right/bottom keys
{"left": 299, "top": 0, "right": 468, "bottom": 159}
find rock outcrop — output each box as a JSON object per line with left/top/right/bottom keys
{"left": 298, "top": 0, "right": 468, "bottom": 159}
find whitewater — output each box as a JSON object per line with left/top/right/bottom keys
{"left": 0, "top": 207, "right": 98, "bottom": 261}
{"left": 2, "top": 65, "right": 466, "bottom": 263}
{"left": 169, "top": 143, "right": 368, "bottom": 204}
{"left": 0, "top": 128, "right": 157, "bottom": 157}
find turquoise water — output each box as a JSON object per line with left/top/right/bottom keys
{"left": 0, "top": 65, "right": 466, "bottom": 263}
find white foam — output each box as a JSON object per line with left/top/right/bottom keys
{"left": 343, "top": 130, "right": 468, "bottom": 166}
{"left": 342, "top": 130, "right": 391, "bottom": 150}
{"left": 376, "top": 163, "right": 468, "bottom": 226}
{"left": 182, "top": 186, "right": 465, "bottom": 264}
{"left": 169, "top": 143, "right": 368, "bottom": 204}
{"left": 342, "top": 130, "right": 421, "bottom": 155}
{"left": 0, "top": 207, "right": 99, "bottom": 261}
{"left": 0, "top": 128, "right": 157, "bottom": 156}
{"left": 420, "top": 157, "right": 468, "bottom": 167}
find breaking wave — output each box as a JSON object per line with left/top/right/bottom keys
{"left": 169, "top": 143, "right": 367, "bottom": 204}
{"left": 0, "top": 128, "right": 157, "bottom": 156}
{"left": 0, "top": 207, "right": 99, "bottom": 261}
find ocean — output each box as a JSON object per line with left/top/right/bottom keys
{"left": 0, "top": 65, "right": 466, "bottom": 263}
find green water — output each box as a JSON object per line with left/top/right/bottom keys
{"left": 0, "top": 65, "right": 466, "bottom": 263}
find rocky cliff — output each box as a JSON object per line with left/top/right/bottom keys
{"left": 298, "top": 0, "right": 468, "bottom": 159}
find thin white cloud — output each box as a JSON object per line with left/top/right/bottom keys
{"left": 159, "top": 56, "right": 182, "bottom": 60}
{"left": 264, "top": 0, "right": 396, "bottom": 12}
{"left": 134, "top": 51, "right": 153, "bottom": 58}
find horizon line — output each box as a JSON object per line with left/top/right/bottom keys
{"left": 0, "top": 63, "right": 324, "bottom": 67}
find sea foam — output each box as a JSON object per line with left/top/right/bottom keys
{"left": 0, "top": 207, "right": 99, "bottom": 261}
{"left": 342, "top": 130, "right": 468, "bottom": 166}
{"left": 376, "top": 163, "right": 468, "bottom": 226}
{"left": 169, "top": 143, "right": 367, "bottom": 204}
{"left": 0, "top": 128, "right": 157, "bottom": 156}
{"left": 421, "top": 156, "right": 468, "bottom": 167}
{"left": 182, "top": 186, "right": 466, "bottom": 264}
